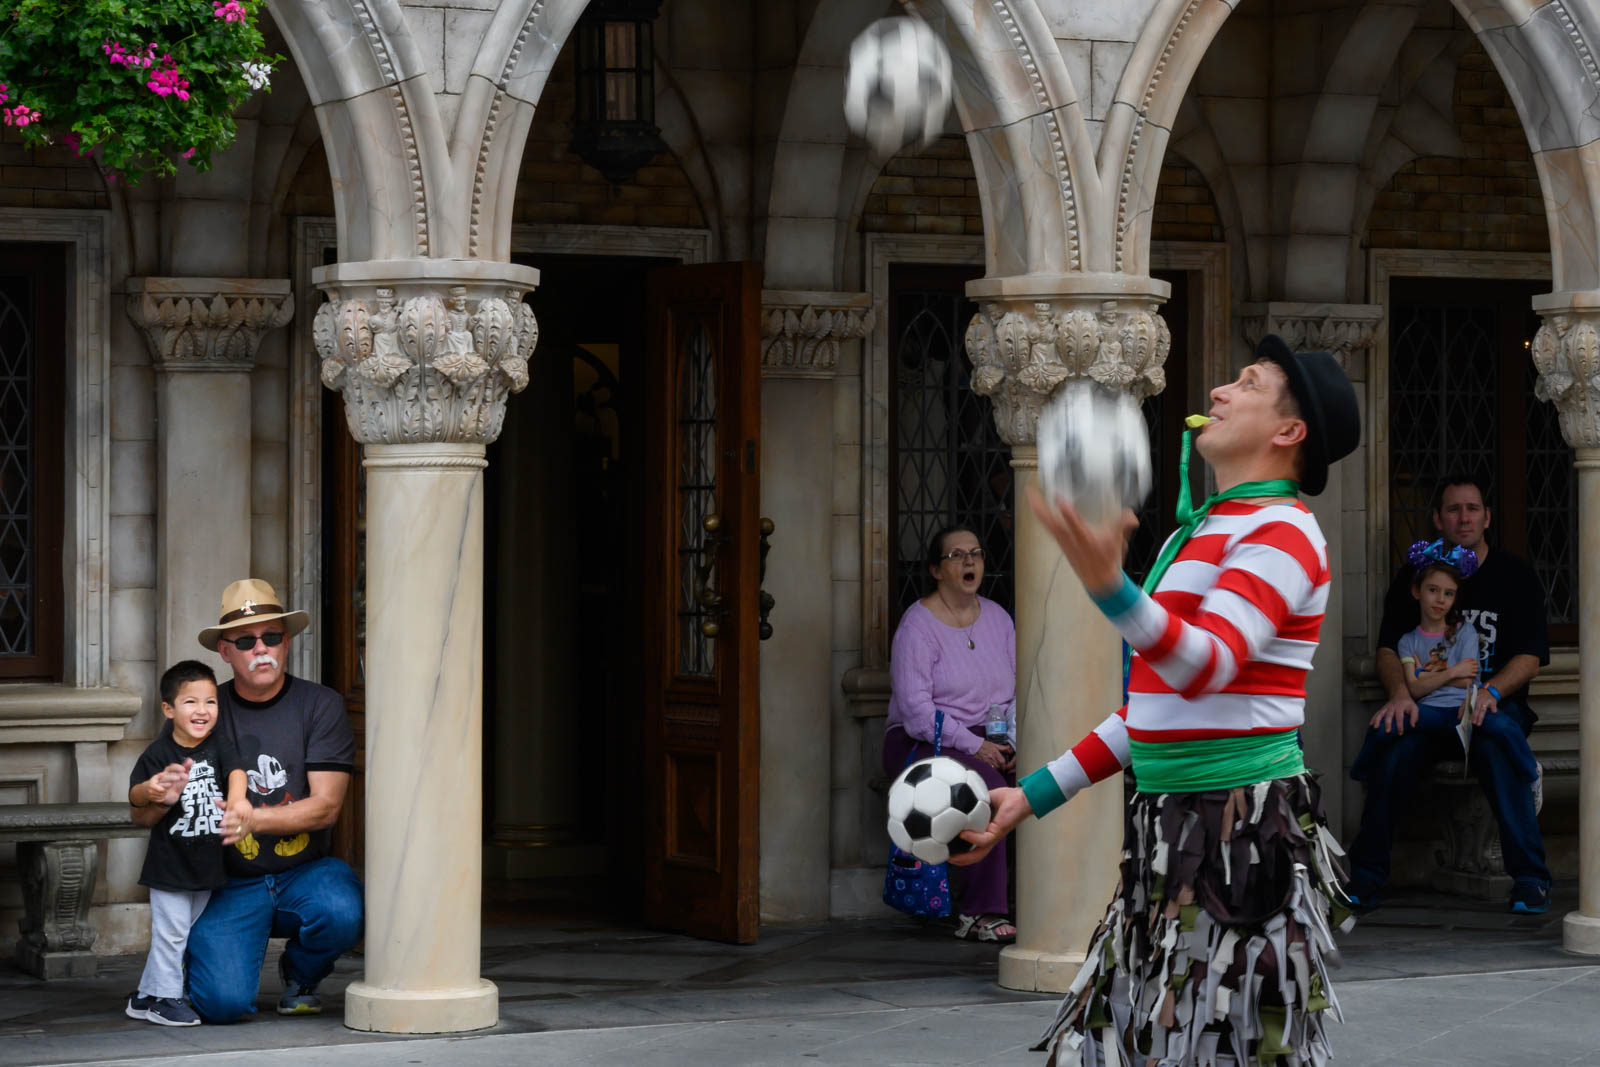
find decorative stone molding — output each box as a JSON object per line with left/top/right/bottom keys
{"left": 760, "top": 290, "right": 874, "bottom": 379}
{"left": 1240, "top": 302, "right": 1384, "bottom": 367}
{"left": 311, "top": 259, "right": 542, "bottom": 446}
{"left": 1531, "top": 292, "right": 1600, "bottom": 449}
{"left": 962, "top": 274, "right": 1173, "bottom": 446}
{"left": 126, "top": 278, "right": 294, "bottom": 371}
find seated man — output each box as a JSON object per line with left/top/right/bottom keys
{"left": 133, "top": 579, "right": 363, "bottom": 1020}
{"left": 1346, "top": 474, "right": 1551, "bottom": 914}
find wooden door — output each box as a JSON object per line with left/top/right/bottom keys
{"left": 642, "top": 262, "right": 762, "bottom": 943}
{"left": 325, "top": 388, "right": 366, "bottom": 875}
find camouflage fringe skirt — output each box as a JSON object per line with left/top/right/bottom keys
{"left": 1038, "top": 774, "right": 1355, "bottom": 1067}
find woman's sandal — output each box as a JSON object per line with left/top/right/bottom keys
{"left": 954, "top": 913, "right": 1017, "bottom": 943}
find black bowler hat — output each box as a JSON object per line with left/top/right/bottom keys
{"left": 1254, "top": 334, "right": 1360, "bottom": 496}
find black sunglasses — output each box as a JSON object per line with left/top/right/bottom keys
{"left": 225, "top": 631, "right": 285, "bottom": 651}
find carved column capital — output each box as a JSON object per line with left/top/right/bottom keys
{"left": 312, "top": 258, "right": 541, "bottom": 446}
{"left": 126, "top": 278, "right": 294, "bottom": 371}
{"left": 1240, "top": 302, "right": 1383, "bottom": 371}
{"left": 760, "top": 289, "right": 874, "bottom": 379}
{"left": 1531, "top": 291, "right": 1600, "bottom": 449}
{"left": 962, "top": 274, "right": 1172, "bottom": 446}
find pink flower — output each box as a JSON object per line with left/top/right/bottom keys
{"left": 146, "top": 65, "right": 191, "bottom": 100}
{"left": 3, "top": 104, "right": 41, "bottom": 128}
{"left": 181, "top": 147, "right": 196, "bottom": 159}
{"left": 212, "top": 0, "right": 246, "bottom": 23}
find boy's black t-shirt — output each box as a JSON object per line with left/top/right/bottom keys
{"left": 1376, "top": 547, "right": 1551, "bottom": 702}
{"left": 130, "top": 731, "right": 242, "bottom": 892}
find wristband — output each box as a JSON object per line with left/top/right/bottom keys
{"left": 1486, "top": 684, "right": 1501, "bottom": 702}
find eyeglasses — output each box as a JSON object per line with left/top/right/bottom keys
{"left": 942, "top": 548, "right": 985, "bottom": 563}
{"left": 224, "top": 631, "right": 285, "bottom": 651}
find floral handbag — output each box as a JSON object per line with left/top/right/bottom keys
{"left": 882, "top": 710, "right": 952, "bottom": 918}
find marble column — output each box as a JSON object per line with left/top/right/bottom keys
{"left": 313, "top": 258, "right": 539, "bottom": 1032}
{"left": 758, "top": 290, "right": 873, "bottom": 922}
{"left": 126, "top": 279, "right": 294, "bottom": 675}
{"left": 963, "top": 273, "right": 1170, "bottom": 992}
{"left": 1241, "top": 303, "right": 1383, "bottom": 840}
{"left": 1530, "top": 295, "right": 1600, "bottom": 955}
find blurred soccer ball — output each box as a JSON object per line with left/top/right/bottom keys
{"left": 1037, "top": 381, "right": 1153, "bottom": 528}
{"left": 843, "top": 17, "right": 953, "bottom": 158}
{"left": 886, "top": 756, "right": 991, "bottom": 866}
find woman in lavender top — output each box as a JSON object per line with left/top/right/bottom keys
{"left": 884, "top": 524, "right": 1017, "bottom": 942}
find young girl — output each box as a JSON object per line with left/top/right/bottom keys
{"left": 1395, "top": 541, "right": 1480, "bottom": 729}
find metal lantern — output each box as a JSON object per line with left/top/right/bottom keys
{"left": 569, "top": 0, "right": 665, "bottom": 185}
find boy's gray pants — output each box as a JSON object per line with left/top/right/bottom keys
{"left": 139, "top": 888, "right": 211, "bottom": 999}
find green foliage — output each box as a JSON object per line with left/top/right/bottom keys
{"left": 0, "top": 0, "right": 281, "bottom": 184}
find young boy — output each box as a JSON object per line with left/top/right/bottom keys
{"left": 125, "top": 661, "right": 247, "bottom": 1026}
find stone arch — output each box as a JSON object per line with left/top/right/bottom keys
{"left": 264, "top": 0, "right": 453, "bottom": 261}
{"left": 1455, "top": 1, "right": 1600, "bottom": 290}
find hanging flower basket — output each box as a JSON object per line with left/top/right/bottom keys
{"left": 0, "top": 0, "right": 280, "bottom": 184}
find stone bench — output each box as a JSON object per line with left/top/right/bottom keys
{"left": 0, "top": 802, "right": 143, "bottom": 978}
{"left": 1428, "top": 755, "right": 1579, "bottom": 899}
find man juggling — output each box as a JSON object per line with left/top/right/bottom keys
{"left": 956, "top": 336, "right": 1362, "bottom": 1067}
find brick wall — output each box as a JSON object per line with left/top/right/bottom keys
{"left": 861, "top": 136, "right": 982, "bottom": 235}
{"left": 861, "top": 137, "right": 1222, "bottom": 242}
{"left": 0, "top": 129, "right": 108, "bottom": 210}
{"left": 1152, "top": 157, "right": 1222, "bottom": 242}
{"left": 1365, "top": 43, "right": 1547, "bottom": 253}
{"left": 513, "top": 49, "right": 705, "bottom": 228}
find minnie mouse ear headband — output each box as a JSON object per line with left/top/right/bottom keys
{"left": 1407, "top": 539, "right": 1479, "bottom": 580}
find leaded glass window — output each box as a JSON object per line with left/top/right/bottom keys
{"left": 890, "top": 269, "right": 1013, "bottom": 626}
{"left": 0, "top": 245, "right": 63, "bottom": 680}
{"left": 1387, "top": 278, "right": 1577, "bottom": 632}
{"left": 676, "top": 319, "right": 717, "bottom": 676}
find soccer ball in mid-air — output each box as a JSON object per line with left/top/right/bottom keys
{"left": 886, "top": 756, "right": 991, "bottom": 865}
{"left": 1037, "top": 381, "right": 1153, "bottom": 528}
{"left": 843, "top": 17, "right": 953, "bottom": 158}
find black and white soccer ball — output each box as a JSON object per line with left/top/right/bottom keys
{"left": 843, "top": 17, "right": 953, "bottom": 158}
{"left": 886, "top": 756, "right": 991, "bottom": 865}
{"left": 1037, "top": 381, "right": 1153, "bottom": 528}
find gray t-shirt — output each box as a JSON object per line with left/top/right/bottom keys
{"left": 1397, "top": 622, "right": 1480, "bottom": 710}
{"left": 219, "top": 675, "right": 355, "bottom": 877}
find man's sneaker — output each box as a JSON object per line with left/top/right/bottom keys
{"left": 1510, "top": 883, "right": 1550, "bottom": 915}
{"left": 1345, "top": 885, "right": 1380, "bottom": 914}
{"left": 277, "top": 953, "right": 322, "bottom": 1016}
{"left": 1533, "top": 762, "right": 1545, "bottom": 816}
{"left": 125, "top": 992, "right": 201, "bottom": 1026}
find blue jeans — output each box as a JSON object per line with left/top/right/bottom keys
{"left": 185, "top": 856, "right": 363, "bottom": 1022}
{"left": 1348, "top": 700, "right": 1548, "bottom": 894}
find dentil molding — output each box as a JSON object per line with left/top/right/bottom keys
{"left": 963, "top": 294, "right": 1171, "bottom": 446}
{"left": 760, "top": 290, "right": 874, "bottom": 379}
{"left": 126, "top": 278, "right": 294, "bottom": 371}
{"left": 1531, "top": 291, "right": 1600, "bottom": 449}
{"left": 312, "top": 259, "right": 542, "bottom": 446}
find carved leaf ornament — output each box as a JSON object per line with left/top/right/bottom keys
{"left": 760, "top": 304, "right": 875, "bottom": 373}
{"left": 128, "top": 289, "right": 294, "bottom": 367}
{"left": 313, "top": 286, "right": 537, "bottom": 445}
{"left": 1533, "top": 312, "right": 1600, "bottom": 449}
{"left": 965, "top": 298, "right": 1171, "bottom": 445}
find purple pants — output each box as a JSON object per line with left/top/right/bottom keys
{"left": 883, "top": 724, "right": 1013, "bottom": 916}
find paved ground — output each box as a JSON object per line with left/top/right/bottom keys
{"left": 3, "top": 883, "right": 1595, "bottom": 1066}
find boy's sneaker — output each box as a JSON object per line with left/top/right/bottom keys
{"left": 277, "top": 954, "right": 322, "bottom": 1016}
{"left": 1533, "top": 762, "right": 1544, "bottom": 815}
{"left": 125, "top": 992, "right": 201, "bottom": 1026}
{"left": 1510, "top": 883, "right": 1550, "bottom": 915}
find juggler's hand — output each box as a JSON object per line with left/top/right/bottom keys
{"left": 949, "top": 785, "right": 1033, "bottom": 866}
{"left": 1027, "top": 487, "right": 1139, "bottom": 598}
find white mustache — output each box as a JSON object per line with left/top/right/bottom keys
{"left": 249, "top": 654, "right": 278, "bottom": 671}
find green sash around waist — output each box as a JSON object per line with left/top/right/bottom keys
{"left": 1127, "top": 730, "right": 1304, "bottom": 794}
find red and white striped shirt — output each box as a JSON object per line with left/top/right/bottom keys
{"left": 1037, "top": 500, "right": 1330, "bottom": 804}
